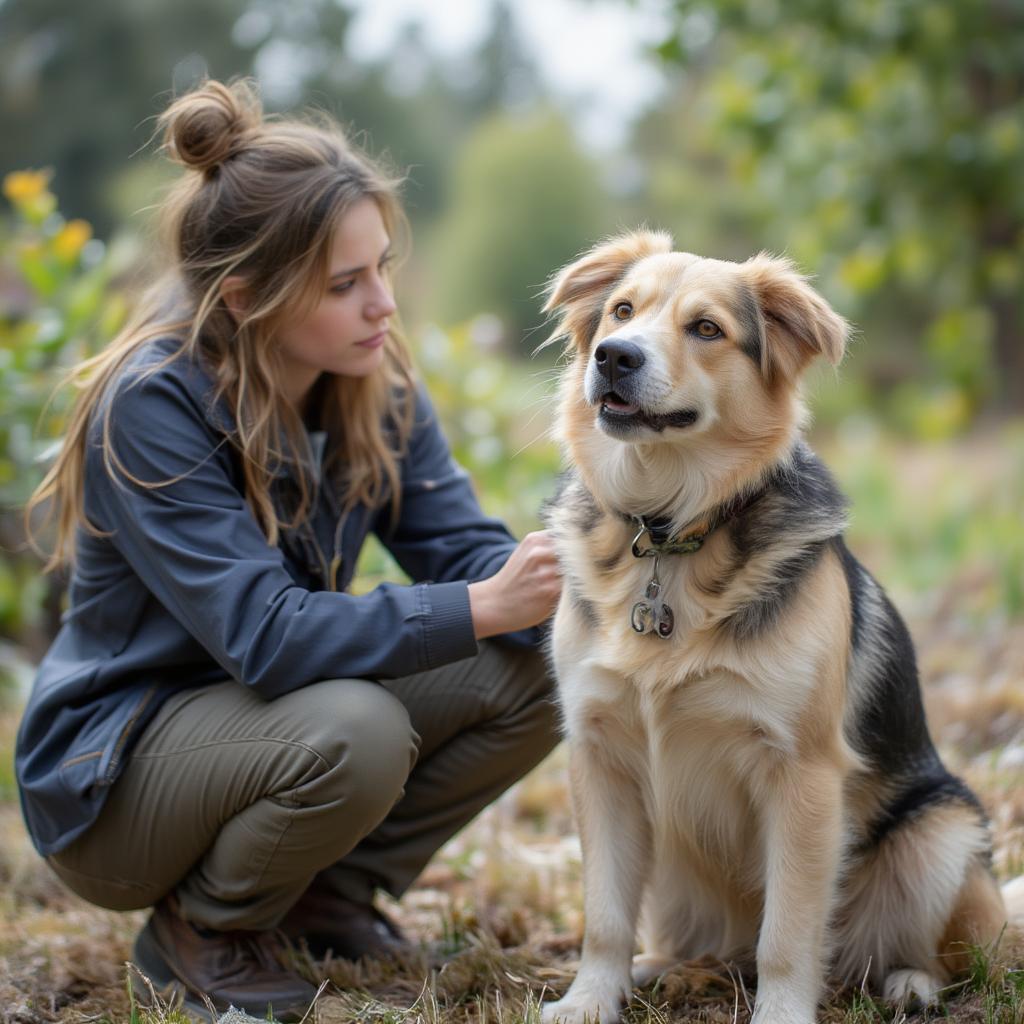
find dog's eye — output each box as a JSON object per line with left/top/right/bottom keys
{"left": 612, "top": 302, "right": 633, "bottom": 321}
{"left": 694, "top": 319, "right": 722, "bottom": 339}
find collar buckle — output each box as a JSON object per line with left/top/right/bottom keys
{"left": 631, "top": 515, "right": 707, "bottom": 558}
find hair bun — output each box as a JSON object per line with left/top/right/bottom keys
{"left": 161, "top": 79, "right": 262, "bottom": 174}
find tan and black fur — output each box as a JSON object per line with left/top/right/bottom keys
{"left": 539, "top": 231, "right": 1018, "bottom": 1024}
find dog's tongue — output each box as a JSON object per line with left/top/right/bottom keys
{"left": 604, "top": 394, "right": 639, "bottom": 414}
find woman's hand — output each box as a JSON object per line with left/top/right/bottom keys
{"left": 467, "top": 530, "right": 563, "bottom": 639}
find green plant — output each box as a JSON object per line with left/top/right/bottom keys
{"left": 1, "top": 170, "right": 128, "bottom": 506}
{"left": 0, "top": 170, "right": 130, "bottom": 638}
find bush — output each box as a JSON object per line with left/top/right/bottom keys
{"left": 0, "top": 170, "right": 128, "bottom": 638}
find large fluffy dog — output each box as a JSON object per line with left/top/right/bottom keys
{"left": 539, "top": 231, "right": 1018, "bottom": 1024}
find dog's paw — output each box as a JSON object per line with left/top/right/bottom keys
{"left": 883, "top": 968, "right": 943, "bottom": 1006}
{"left": 631, "top": 953, "right": 679, "bottom": 987}
{"left": 750, "top": 1009, "right": 815, "bottom": 1024}
{"left": 749, "top": 991, "right": 816, "bottom": 1024}
{"left": 541, "top": 982, "right": 626, "bottom": 1024}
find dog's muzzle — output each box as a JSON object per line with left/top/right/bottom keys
{"left": 587, "top": 337, "right": 699, "bottom": 434}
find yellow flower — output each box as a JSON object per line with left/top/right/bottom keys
{"left": 52, "top": 219, "right": 92, "bottom": 262}
{"left": 3, "top": 169, "right": 52, "bottom": 205}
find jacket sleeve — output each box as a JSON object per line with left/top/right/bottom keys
{"left": 85, "top": 368, "right": 479, "bottom": 699}
{"left": 373, "top": 386, "right": 540, "bottom": 648}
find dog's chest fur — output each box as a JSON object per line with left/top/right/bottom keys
{"left": 548, "top": 462, "right": 845, "bottom": 706}
{"left": 545, "top": 450, "right": 855, "bottom": 863}
{"left": 587, "top": 661, "right": 784, "bottom": 866}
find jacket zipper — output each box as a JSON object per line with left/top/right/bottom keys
{"left": 103, "top": 684, "right": 158, "bottom": 784}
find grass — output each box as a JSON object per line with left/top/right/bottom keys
{"left": 817, "top": 420, "right": 1024, "bottom": 624}
{"left": 1, "top": 424, "right": 1023, "bottom": 1023}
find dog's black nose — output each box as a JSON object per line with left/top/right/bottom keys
{"left": 594, "top": 339, "right": 645, "bottom": 388}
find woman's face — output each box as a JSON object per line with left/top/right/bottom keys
{"left": 277, "top": 196, "right": 397, "bottom": 408}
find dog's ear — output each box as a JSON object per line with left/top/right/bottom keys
{"left": 540, "top": 229, "right": 673, "bottom": 351}
{"left": 743, "top": 253, "right": 848, "bottom": 383}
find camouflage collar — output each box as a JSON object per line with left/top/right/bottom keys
{"left": 622, "top": 484, "right": 770, "bottom": 558}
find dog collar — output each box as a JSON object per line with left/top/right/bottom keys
{"left": 622, "top": 484, "right": 770, "bottom": 559}
{"left": 630, "top": 516, "right": 708, "bottom": 557}
{"left": 626, "top": 492, "right": 760, "bottom": 640}
{"left": 619, "top": 473, "right": 777, "bottom": 639}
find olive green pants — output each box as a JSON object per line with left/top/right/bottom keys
{"left": 48, "top": 640, "right": 559, "bottom": 931}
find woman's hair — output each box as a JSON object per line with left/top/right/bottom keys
{"left": 27, "top": 77, "right": 417, "bottom": 573}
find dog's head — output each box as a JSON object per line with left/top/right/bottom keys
{"left": 543, "top": 232, "right": 848, "bottom": 509}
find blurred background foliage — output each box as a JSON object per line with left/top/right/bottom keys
{"left": 1, "top": 0, "right": 1022, "bottom": 686}
{"left": 648, "top": 0, "right": 1024, "bottom": 420}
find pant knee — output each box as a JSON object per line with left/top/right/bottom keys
{"left": 341, "top": 693, "right": 418, "bottom": 814}
{"left": 299, "top": 679, "right": 418, "bottom": 821}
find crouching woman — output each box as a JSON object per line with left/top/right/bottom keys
{"left": 16, "top": 78, "right": 561, "bottom": 1020}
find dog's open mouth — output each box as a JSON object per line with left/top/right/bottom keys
{"left": 600, "top": 392, "right": 641, "bottom": 416}
{"left": 598, "top": 392, "right": 699, "bottom": 433}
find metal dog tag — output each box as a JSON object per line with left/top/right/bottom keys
{"left": 654, "top": 599, "right": 674, "bottom": 638}
{"left": 630, "top": 598, "right": 654, "bottom": 634}
{"left": 630, "top": 567, "right": 675, "bottom": 639}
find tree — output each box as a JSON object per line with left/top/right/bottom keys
{"left": 0, "top": 0, "right": 264, "bottom": 234}
{"left": 649, "top": 0, "right": 1024, "bottom": 411}
{"left": 430, "top": 110, "right": 615, "bottom": 356}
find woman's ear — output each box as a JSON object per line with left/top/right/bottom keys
{"left": 541, "top": 229, "right": 673, "bottom": 352}
{"left": 743, "top": 253, "right": 848, "bottom": 384}
{"left": 219, "top": 275, "right": 251, "bottom": 325}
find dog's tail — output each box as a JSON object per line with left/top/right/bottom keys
{"left": 1002, "top": 876, "right": 1024, "bottom": 926}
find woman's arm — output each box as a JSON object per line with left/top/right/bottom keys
{"left": 373, "top": 387, "right": 561, "bottom": 641}
{"left": 86, "top": 368, "right": 479, "bottom": 699}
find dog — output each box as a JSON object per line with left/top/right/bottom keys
{"left": 538, "top": 230, "right": 1019, "bottom": 1024}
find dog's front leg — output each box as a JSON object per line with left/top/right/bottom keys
{"left": 542, "top": 740, "right": 651, "bottom": 1024}
{"left": 751, "top": 760, "right": 844, "bottom": 1024}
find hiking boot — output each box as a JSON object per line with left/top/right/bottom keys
{"left": 279, "top": 879, "right": 412, "bottom": 962}
{"left": 131, "top": 897, "right": 319, "bottom": 1022}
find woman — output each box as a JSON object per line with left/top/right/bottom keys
{"left": 16, "top": 78, "right": 562, "bottom": 1020}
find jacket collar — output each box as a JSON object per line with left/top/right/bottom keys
{"left": 195, "top": 362, "right": 324, "bottom": 485}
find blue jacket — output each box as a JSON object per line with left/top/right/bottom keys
{"left": 16, "top": 336, "right": 535, "bottom": 856}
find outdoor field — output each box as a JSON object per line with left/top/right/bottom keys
{"left": 2, "top": 424, "right": 1023, "bottom": 1023}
